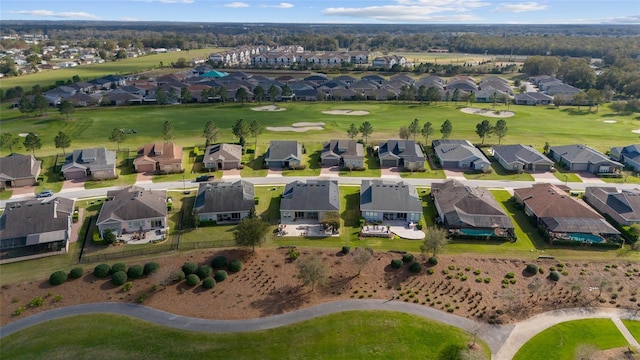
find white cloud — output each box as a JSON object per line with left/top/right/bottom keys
{"left": 120, "top": 17, "right": 139, "bottom": 21}
{"left": 261, "top": 2, "right": 294, "bottom": 8}
{"left": 10, "top": 10, "right": 99, "bottom": 19}
{"left": 494, "top": 2, "right": 547, "bottom": 13}
{"left": 133, "top": 0, "right": 194, "bottom": 3}
{"left": 323, "top": 0, "right": 490, "bottom": 22}
{"left": 601, "top": 14, "right": 640, "bottom": 24}
{"left": 224, "top": 2, "right": 250, "bottom": 7}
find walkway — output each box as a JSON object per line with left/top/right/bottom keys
{"left": 2, "top": 302, "right": 639, "bottom": 359}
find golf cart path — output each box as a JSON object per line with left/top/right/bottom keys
{"left": 3, "top": 301, "right": 639, "bottom": 358}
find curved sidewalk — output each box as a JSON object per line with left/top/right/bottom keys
{"left": 2, "top": 301, "right": 639, "bottom": 359}
{"left": 0, "top": 300, "right": 513, "bottom": 354}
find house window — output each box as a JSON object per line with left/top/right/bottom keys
{"left": 128, "top": 220, "right": 144, "bottom": 229}
{"left": 151, "top": 220, "right": 163, "bottom": 228}
{"left": 232, "top": 213, "right": 240, "bottom": 219}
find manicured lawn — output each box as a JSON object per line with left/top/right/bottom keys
{"left": 552, "top": 166, "right": 583, "bottom": 183}
{"left": 0, "top": 189, "right": 13, "bottom": 199}
{"left": 1, "top": 311, "right": 490, "bottom": 360}
{"left": 0, "top": 48, "right": 220, "bottom": 91}
{"left": 622, "top": 320, "right": 640, "bottom": 343}
{"left": 35, "top": 154, "right": 64, "bottom": 194}
{"left": 2, "top": 103, "right": 637, "bottom": 158}
{"left": 514, "top": 319, "right": 629, "bottom": 360}
{"left": 240, "top": 144, "right": 268, "bottom": 178}
{"left": 282, "top": 142, "right": 322, "bottom": 177}
{"left": 600, "top": 171, "right": 640, "bottom": 184}
{"left": 0, "top": 242, "right": 82, "bottom": 286}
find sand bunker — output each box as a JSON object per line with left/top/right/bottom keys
{"left": 251, "top": 105, "right": 287, "bottom": 112}
{"left": 267, "top": 122, "right": 326, "bottom": 132}
{"left": 322, "top": 110, "right": 370, "bottom": 116}
{"left": 460, "top": 107, "right": 515, "bottom": 118}
{"left": 18, "top": 133, "right": 29, "bottom": 137}
{"left": 603, "top": 119, "right": 617, "bottom": 123}
{"left": 632, "top": 129, "right": 640, "bottom": 134}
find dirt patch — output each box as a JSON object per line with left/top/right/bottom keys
{"left": 460, "top": 107, "right": 515, "bottom": 118}
{"left": 266, "top": 122, "right": 325, "bottom": 132}
{"left": 322, "top": 110, "right": 370, "bottom": 116}
{"left": 3, "top": 249, "right": 639, "bottom": 327}
{"left": 251, "top": 105, "right": 286, "bottom": 112}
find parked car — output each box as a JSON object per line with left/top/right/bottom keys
{"left": 36, "top": 190, "right": 54, "bottom": 198}
{"left": 195, "top": 175, "right": 214, "bottom": 182}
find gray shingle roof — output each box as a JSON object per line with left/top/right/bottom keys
{"left": 280, "top": 180, "right": 340, "bottom": 212}
{"left": 550, "top": 144, "right": 622, "bottom": 167}
{"left": 0, "top": 154, "right": 41, "bottom": 180}
{"left": 265, "top": 141, "right": 301, "bottom": 162}
{"left": 203, "top": 143, "right": 242, "bottom": 163}
{"left": 492, "top": 144, "right": 553, "bottom": 166}
{"left": 0, "top": 197, "right": 74, "bottom": 242}
{"left": 432, "top": 180, "right": 513, "bottom": 230}
{"left": 433, "top": 140, "right": 489, "bottom": 164}
{"left": 379, "top": 140, "right": 425, "bottom": 163}
{"left": 360, "top": 180, "right": 422, "bottom": 213}
{"left": 62, "top": 147, "right": 116, "bottom": 172}
{"left": 194, "top": 180, "right": 255, "bottom": 214}
{"left": 321, "top": 140, "right": 364, "bottom": 160}
{"left": 586, "top": 187, "right": 640, "bottom": 223}
{"left": 97, "top": 186, "right": 166, "bottom": 225}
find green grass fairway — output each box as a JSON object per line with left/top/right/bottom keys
{"left": 514, "top": 319, "right": 629, "bottom": 360}
{"left": 0, "top": 48, "right": 220, "bottom": 91}
{"left": 2, "top": 102, "right": 637, "bottom": 158}
{"left": 1, "top": 311, "right": 490, "bottom": 359}
{"left": 622, "top": 320, "right": 640, "bottom": 343}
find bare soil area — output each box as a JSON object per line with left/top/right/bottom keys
{"left": 2, "top": 249, "right": 639, "bottom": 326}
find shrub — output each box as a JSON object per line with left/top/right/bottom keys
{"left": 402, "top": 253, "right": 415, "bottom": 263}
{"left": 525, "top": 264, "right": 539, "bottom": 275}
{"left": 484, "top": 278, "right": 492, "bottom": 283}
{"left": 94, "top": 264, "right": 111, "bottom": 278}
{"left": 427, "top": 268, "right": 435, "bottom": 274}
{"left": 228, "top": 260, "right": 243, "bottom": 273}
{"left": 505, "top": 272, "right": 515, "bottom": 279}
{"left": 428, "top": 257, "right": 438, "bottom": 265}
{"left": 202, "top": 277, "right": 216, "bottom": 289}
{"left": 111, "top": 271, "right": 128, "bottom": 286}
{"left": 211, "top": 256, "right": 228, "bottom": 269}
{"left": 341, "top": 246, "right": 350, "bottom": 254}
{"left": 214, "top": 270, "right": 228, "bottom": 282}
{"left": 409, "top": 262, "right": 423, "bottom": 273}
{"left": 288, "top": 248, "right": 300, "bottom": 261}
{"left": 196, "top": 265, "right": 213, "bottom": 280}
{"left": 110, "top": 263, "right": 126, "bottom": 274}
{"left": 182, "top": 262, "right": 198, "bottom": 275}
{"left": 69, "top": 267, "right": 84, "bottom": 279}
{"left": 49, "top": 271, "right": 68, "bottom": 286}
{"left": 127, "top": 265, "right": 144, "bottom": 279}
{"left": 170, "top": 270, "right": 186, "bottom": 282}
{"left": 13, "top": 307, "right": 25, "bottom": 316}
{"left": 29, "top": 296, "right": 44, "bottom": 307}
{"left": 186, "top": 274, "right": 200, "bottom": 287}
{"left": 473, "top": 269, "right": 482, "bottom": 275}
{"left": 549, "top": 271, "right": 561, "bottom": 281}
{"left": 143, "top": 262, "right": 160, "bottom": 276}
{"left": 122, "top": 281, "right": 133, "bottom": 292}
{"left": 391, "top": 259, "right": 403, "bottom": 269}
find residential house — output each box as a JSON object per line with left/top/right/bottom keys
{"left": 0, "top": 197, "right": 75, "bottom": 262}
{"left": 203, "top": 143, "right": 243, "bottom": 170}
{"left": 61, "top": 148, "right": 116, "bottom": 180}
{"left": 491, "top": 144, "right": 554, "bottom": 172}
{"left": 265, "top": 141, "right": 302, "bottom": 168}
{"left": 514, "top": 92, "right": 553, "bottom": 105}
{"left": 0, "top": 154, "right": 41, "bottom": 189}
{"left": 549, "top": 144, "right": 622, "bottom": 174}
{"left": 584, "top": 187, "right": 640, "bottom": 226}
{"left": 96, "top": 186, "right": 167, "bottom": 237}
{"left": 133, "top": 142, "right": 183, "bottom": 174}
{"left": 321, "top": 139, "right": 365, "bottom": 169}
{"left": 431, "top": 180, "right": 514, "bottom": 239}
{"left": 280, "top": 180, "right": 340, "bottom": 223}
{"left": 360, "top": 180, "right": 422, "bottom": 224}
{"left": 432, "top": 140, "right": 491, "bottom": 171}
{"left": 610, "top": 144, "right": 640, "bottom": 172}
{"left": 513, "top": 183, "right": 620, "bottom": 242}
{"left": 193, "top": 181, "right": 255, "bottom": 223}
{"left": 378, "top": 140, "right": 425, "bottom": 170}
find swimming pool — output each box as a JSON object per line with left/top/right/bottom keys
{"left": 460, "top": 229, "right": 495, "bottom": 237}
{"left": 569, "top": 233, "right": 604, "bottom": 243}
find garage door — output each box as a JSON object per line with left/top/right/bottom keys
{"left": 64, "top": 169, "right": 86, "bottom": 179}
{"left": 381, "top": 159, "right": 397, "bottom": 167}
{"left": 322, "top": 158, "right": 340, "bottom": 167}
{"left": 136, "top": 163, "right": 155, "bottom": 172}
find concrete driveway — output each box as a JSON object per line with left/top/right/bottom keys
{"left": 530, "top": 171, "right": 560, "bottom": 183}
{"left": 443, "top": 169, "right": 466, "bottom": 180}
{"left": 576, "top": 172, "right": 605, "bottom": 184}
{"left": 266, "top": 168, "right": 283, "bottom": 178}
{"left": 380, "top": 167, "right": 401, "bottom": 179}
{"left": 222, "top": 168, "right": 242, "bottom": 179}
{"left": 319, "top": 166, "right": 339, "bottom": 178}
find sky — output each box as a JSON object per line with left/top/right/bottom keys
{"left": 1, "top": 0, "right": 639, "bottom": 24}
